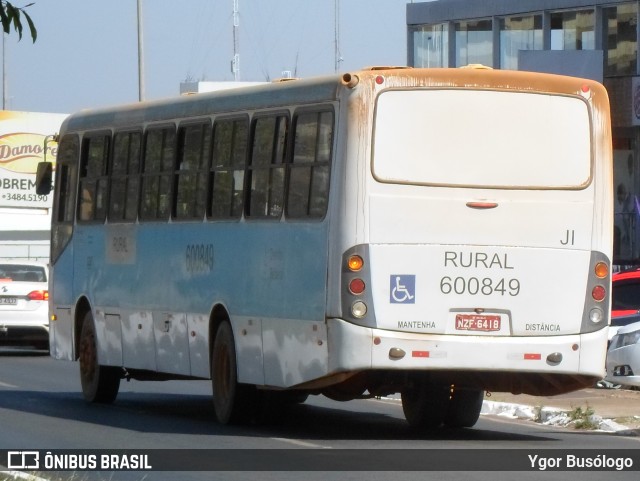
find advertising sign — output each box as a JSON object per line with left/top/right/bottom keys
{"left": 0, "top": 110, "right": 67, "bottom": 209}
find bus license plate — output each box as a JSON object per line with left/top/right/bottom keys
{"left": 455, "top": 314, "right": 501, "bottom": 332}
{"left": 0, "top": 297, "right": 16, "bottom": 305}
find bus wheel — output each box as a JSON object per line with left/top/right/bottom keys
{"left": 401, "top": 381, "right": 449, "bottom": 429}
{"left": 444, "top": 387, "right": 484, "bottom": 428}
{"left": 211, "top": 321, "right": 254, "bottom": 424}
{"left": 78, "top": 311, "right": 121, "bottom": 403}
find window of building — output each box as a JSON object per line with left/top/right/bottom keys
{"left": 210, "top": 117, "right": 248, "bottom": 219}
{"left": 499, "top": 15, "right": 543, "bottom": 70}
{"left": 455, "top": 19, "right": 493, "bottom": 67}
{"left": 174, "top": 122, "right": 211, "bottom": 220}
{"left": 79, "top": 133, "right": 110, "bottom": 222}
{"left": 604, "top": 3, "right": 638, "bottom": 76}
{"left": 613, "top": 146, "right": 637, "bottom": 262}
{"left": 550, "top": 10, "right": 595, "bottom": 50}
{"left": 140, "top": 126, "right": 176, "bottom": 221}
{"left": 412, "top": 23, "right": 449, "bottom": 68}
{"left": 287, "top": 110, "right": 333, "bottom": 219}
{"left": 109, "top": 131, "right": 141, "bottom": 222}
{"left": 247, "top": 114, "right": 288, "bottom": 218}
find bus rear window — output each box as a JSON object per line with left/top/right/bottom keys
{"left": 372, "top": 89, "right": 591, "bottom": 189}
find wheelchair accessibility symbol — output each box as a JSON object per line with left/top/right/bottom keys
{"left": 390, "top": 275, "right": 415, "bottom": 304}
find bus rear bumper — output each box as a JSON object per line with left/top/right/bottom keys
{"left": 327, "top": 318, "right": 607, "bottom": 384}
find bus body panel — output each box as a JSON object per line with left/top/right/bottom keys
{"left": 64, "top": 219, "right": 330, "bottom": 380}
{"left": 365, "top": 187, "right": 598, "bottom": 336}
{"left": 49, "top": 246, "right": 75, "bottom": 361}
{"left": 368, "top": 244, "right": 590, "bottom": 336}
{"left": 95, "top": 310, "right": 124, "bottom": 366}
{"left": 259, "top": 316, "right": 329, "bottom": 388}
{"left": 121, "top": 309, "right": 157, "bottom": 372}
{"left": 367, "top": 190, "right": 594, "bottom": 249}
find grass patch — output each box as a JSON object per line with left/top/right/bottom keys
{"left": 568, "top": 405, "right": 598, "bottom": 429}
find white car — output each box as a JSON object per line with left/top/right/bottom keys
{"left": 605, "top": 320, "right": 640, "bottom": 388}
{"left": 0, "top": 261, "right": 49, "bottom": 351}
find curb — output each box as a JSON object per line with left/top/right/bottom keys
{"left": 481, "top": 400, "right": 633, "bottom": 432}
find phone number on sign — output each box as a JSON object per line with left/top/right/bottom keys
{"left": 2, "top": 193, "right": 49, "bottom": 202}
{"left": 440, "top": 276, "right": 520, "bottom": 296}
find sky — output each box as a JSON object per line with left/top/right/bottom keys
{"left": 4, "top": 0, "right": 414, "bottom": 114}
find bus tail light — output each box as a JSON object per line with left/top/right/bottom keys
{"left": 342, "top": 245, "right": 376, "bottom": 327}
{"left": 589, "top": 308, "right": 604, "bottom": 324}
{"left": 580, "top": 252, "right": 610, "bottom": 334}
{"left": 592, "top": 285, "right": 606, "bottom": 302}
{"left": 351, "top": 301, "right": 367, "bottom": 318}
{"left": 348, "top": 255, "right": 364, "bottom": 271}
{"left": 594, "top": 262, "right": 608, "bottom": 278}
{"left": 349, "top": 278, "right": 366, "bottom": 295}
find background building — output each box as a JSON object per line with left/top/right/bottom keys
{"left": 179, "top": 81, "right": 265, "bottom": 95}
{"left": 407, "top": 0, "right": 639, "bottom": 265}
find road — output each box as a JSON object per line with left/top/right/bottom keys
{"left": 0, "top": 348, "right": 639, "bottom": 481}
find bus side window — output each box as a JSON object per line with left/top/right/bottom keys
{"left": 79, "top": 133, "right": 110, "bottom": 222}
{"left": 55, "top": 135, "right": 79, "bottom": 224}
{"left": 287, "top": 110, "right": 333, "bottom": 219}
{"left": 51, "top": 134, "right": 79, "bottom": 263}
{"left": 175, "top": 122, "right": 211, "bottom": 220}
{"left": 109, "top": 131, "right": 142, "bottom": 223}
{"left": 140, "top": 126, "right": 176, "bottom": 221}
{"left": 247, "top": 114, "right": 288, "bottom": 219}
{"left": 210, "top": 117, "right": 248, "bottom": 219}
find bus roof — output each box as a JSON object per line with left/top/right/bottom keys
{"left": 61, "top": 66, "right": 607, "bottom": 134}
{"left": 63, "top": 73, "right": 343, "bottom": 133}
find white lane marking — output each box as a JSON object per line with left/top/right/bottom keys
{"left": 0, "top": 381, "right": 18, "bottom": 388}
{"left": 270, "top": 437, "right": 332, "bottom": 449}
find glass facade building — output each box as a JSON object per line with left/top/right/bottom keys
{"left": 407, "top": 0, "right": 640, "bottom": 265}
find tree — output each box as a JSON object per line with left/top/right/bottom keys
{"left": 1, "top": 1, "right": 36, "bottom": 42}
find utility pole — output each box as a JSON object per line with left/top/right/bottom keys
{"left": 137, "top": 0, "right": 146, "bottom": 101}
{"left": 2, "top": 33, "right": 6, "bottom": 110}
{"left": 232, "top": 0, "right": 240, "bottom": 81}
{"left": 334, "top": 0, "right": 342, "bottom": 73}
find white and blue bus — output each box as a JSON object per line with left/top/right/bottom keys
{"left": 37, "top": 66, "right": 613, "bottom": 429}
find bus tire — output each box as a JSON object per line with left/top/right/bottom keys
{"left": 78, "top": 311, "right": 121, "bottom": 404}
{"left": 211, "top": 321, "right": 254, "bottom": 424}
{"left": 444, "top": 388, "right": 484, "bottom": 428}
{"left": 401, "top": 381, "right": 449, "bottom": 429}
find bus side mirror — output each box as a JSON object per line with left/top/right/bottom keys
{"left": 35, "top": 162, "right": 53, "bottom": 196}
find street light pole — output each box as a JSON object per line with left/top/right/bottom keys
{"left": 2, "top": 33, "right": 7, "bottom": 110}
{"left": 137, "top": 0, "right": 145, "bottom": 101}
